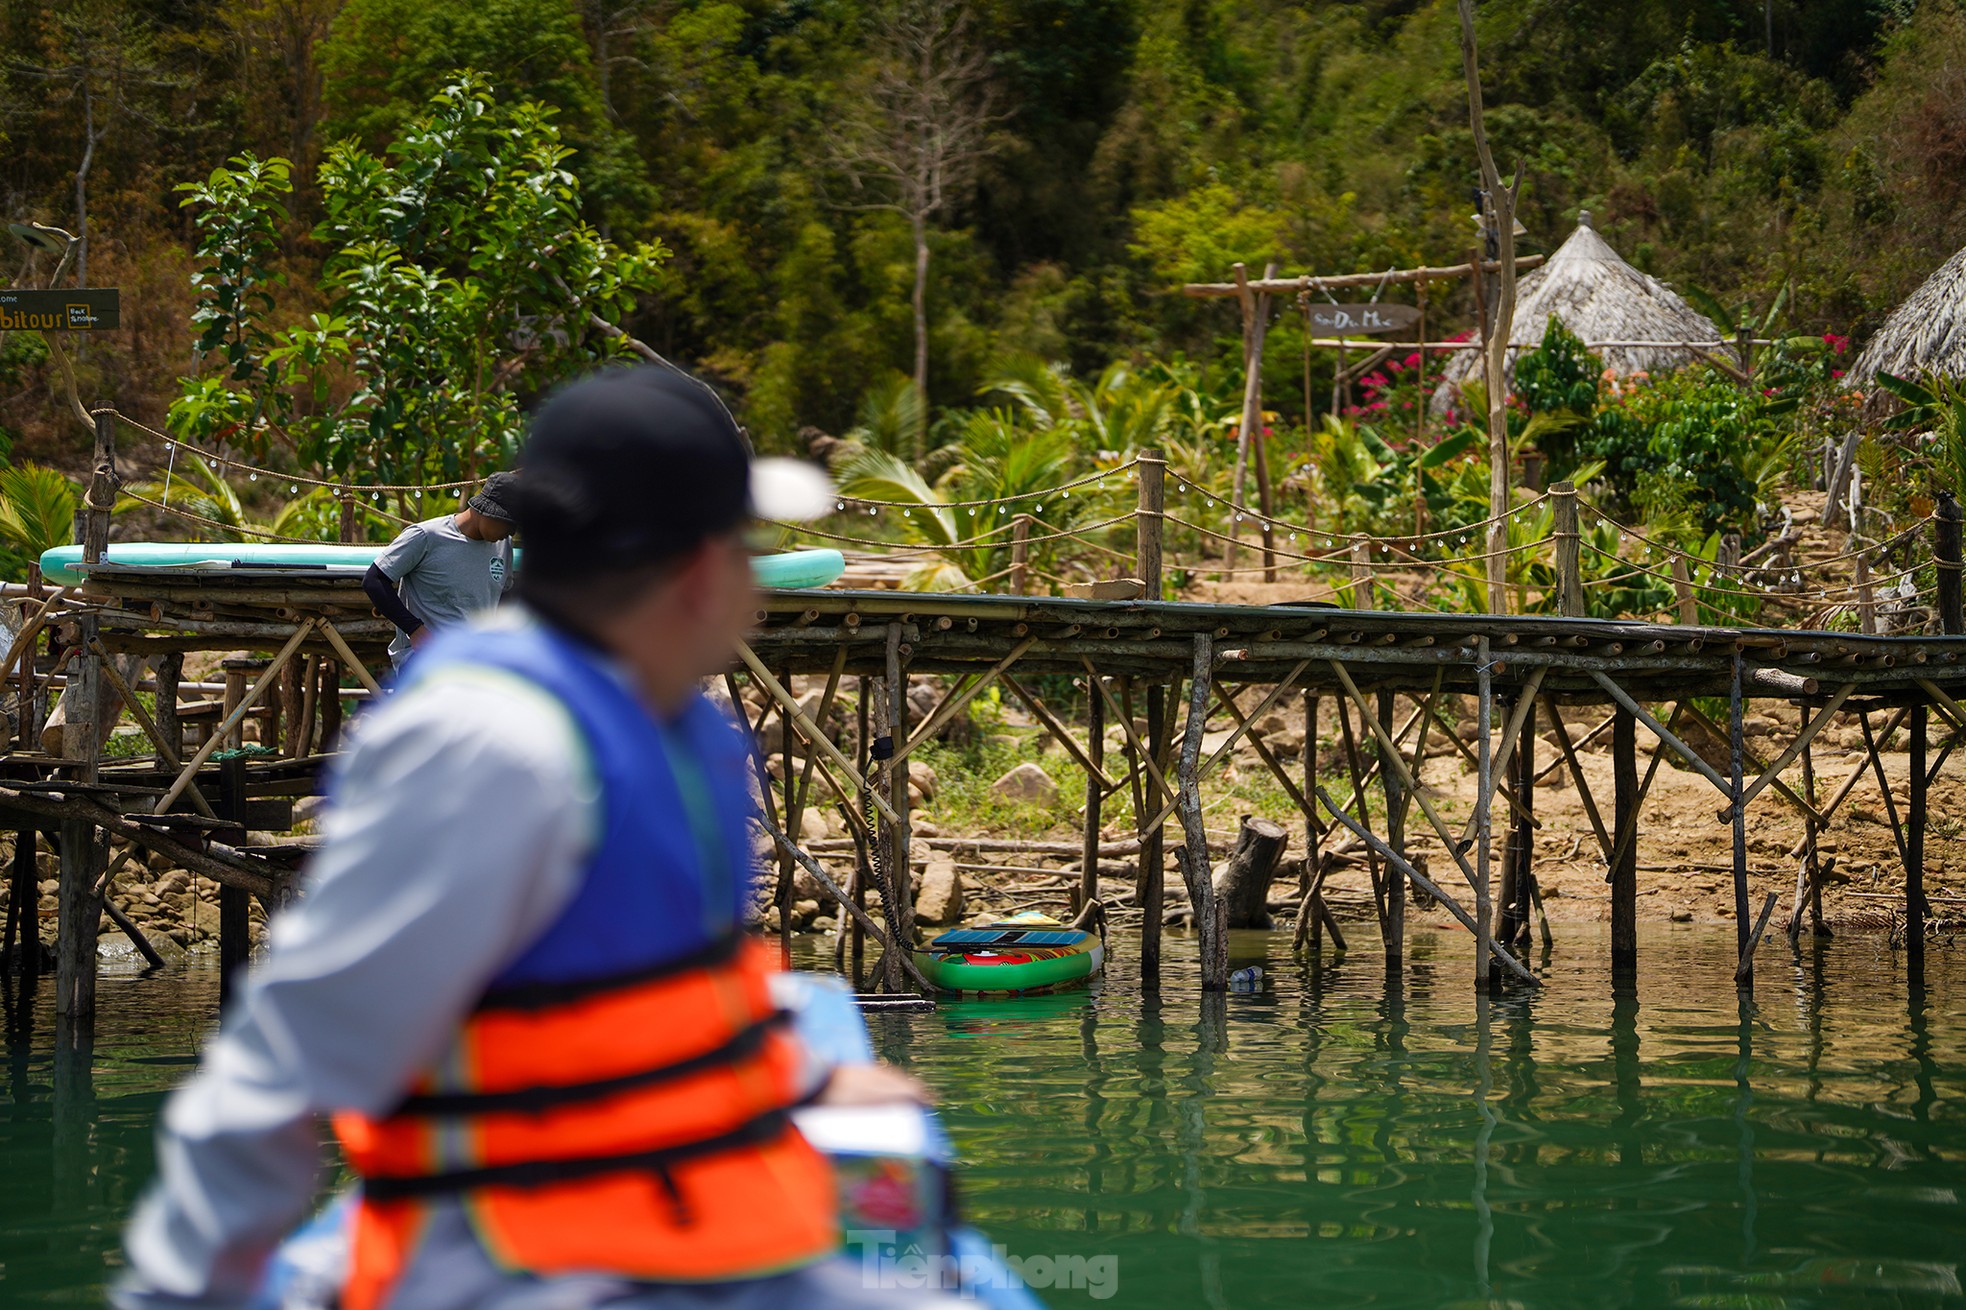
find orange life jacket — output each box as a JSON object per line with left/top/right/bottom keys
{"left": 331, "top": 936, "right": 839, "bottom": 1310}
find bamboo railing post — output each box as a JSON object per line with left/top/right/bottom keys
{"left": 1009, "top": 515, "right": 1032, "bottom": 596}
{"left": 1349, "top": 536, "right": 1373, "bottom": 610}
{"left": 1228, "top": 264, "right": 1255, "bottom": 572}
{"left": 1855, "top": 551, "right": 1878, "bottom": 635}
{"left": 1552, "top": 482, "right": 1583, "bottom": 617}
{"left": 1935, "top": 491, "right": 1963, "bottom": 635}
{"left": 1080, "top": 676, "right": 1104, "bottom": 915}
{"left": 1136, "top": 449, "right": 1165, "bottom": 600}
{"left": 1250, "top": 262, "right": 1279, "bottom": 581}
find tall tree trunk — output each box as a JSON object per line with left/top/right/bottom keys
{"left": 1457, "top": 0, "right": 1518, "bottom": 614}
{"left": 911, "top": 209, "right": 930, "bottom": 459}
{"left": 75, "top": 86, "right": 96, "bottom": 289}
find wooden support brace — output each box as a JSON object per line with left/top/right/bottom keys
{"left": 758, "top": 811, "right": 934, "bottom": 993}
{"left": 314, "top": 620, "right": 383, "bottom": 696}
{"left": 1545, "top": 701, "right": 1612, "bottom": 864}
{"left": 1316, "top": 786, "right": 1538, "bottom": 985}
{"left": 1723, "top": 683, "right": 1855, "bottom": 819}
{"left": 1139, "top": 659, "right": 1311, "bottom": 832}
{"left": 1735, "top": 892, "right": 1778, "bottom": 983}
{"left": 999, "top": 672, "right": 1119, "bottom": 790}
{"left": 1675, "top": 701, "right": 1827, "bottom": 826}
{"left": 1210, "top": 683, "right": 1322, "bottom": 831}
{"left": 737, "top": 643, "right": 900, "bottom": 825}
{"left": 891, "top": 635, "right": 1038, "bottom": 765}
{"left": 155, "top": 620, "right": 319, "bottom": 818}
{"left": 90, "top": 641, "right": 216, "bottom": 819}
{"left": 1328, "top": 660, "right": 1484, "bottom": 894}
{"left": 1589, "top": 671, "right": 1735, "bottom": 799}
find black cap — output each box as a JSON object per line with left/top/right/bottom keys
{"left": 467, "top": 471, "right": 520, "bottom": 522}
{"left": 511, "top": 367, "right": 748, "bottom": 579}
{"left": 510, "top": 366, "right": 830, "bottom": 580}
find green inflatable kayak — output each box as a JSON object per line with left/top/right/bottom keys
{"left": 913, "top": 912, "right": 1104, "bottom": 997}
{"left": 38, "top": 543, "right": 847, "bottom": 590}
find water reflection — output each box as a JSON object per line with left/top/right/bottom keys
{"left": 5, "top": 932, "right": 1965, "bottom": 1309}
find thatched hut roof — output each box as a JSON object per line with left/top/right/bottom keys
{"left": 1849, "top": 244, "right": 1966, "bottom": 387}
{"left": 1434, "top": 212, "right": 1725, "bottom": 404}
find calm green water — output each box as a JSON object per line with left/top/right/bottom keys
{"left": 3, "top": 929, "right": 1963, "bottom": 1308}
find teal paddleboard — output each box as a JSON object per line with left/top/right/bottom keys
{"left": 38, "top": 543, "right": 846, "bottom": 590}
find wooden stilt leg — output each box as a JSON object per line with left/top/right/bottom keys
{"left": 1908, "top": 702, "right": 1928, "bottom": 964}
{"left": 1611, "top": 706, "right": 1638, "bottom": 976}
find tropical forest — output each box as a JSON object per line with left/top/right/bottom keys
{"left": 1, "top": 0, "right": 1964, "bottom": 616}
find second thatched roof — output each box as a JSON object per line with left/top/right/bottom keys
{"left": 1849, "top": 244, "right": 1966, "bottom": 387}
{"left": 1435, "top": 212, "right": 1725, "bottom": 402}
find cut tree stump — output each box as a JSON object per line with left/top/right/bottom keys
{"left": 1215, "top": 814, "right": 1290, "bottom": 929}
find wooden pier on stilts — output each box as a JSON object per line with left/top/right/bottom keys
{"left": 2, "top": 420, "right": 1961, "bottom": 1030}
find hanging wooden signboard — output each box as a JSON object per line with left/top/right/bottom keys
{"left": 1305, "top": 303, "right": 1420, "bottom": 335}
{"left": 0, "top": 288, "right": 120, "bottom": 331}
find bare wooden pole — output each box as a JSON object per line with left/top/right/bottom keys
{"left": 1380, "top": 688, "right": 1405, "bottom": 970}
{"left": 1080, "top": 675, "right": 1105, "bottom": 915}
{"left": 1908, "top": 701, "right": 1928, "bottom": 964}
{"left": 1475, "top": 636, "right": 1497, "bottom": 990}
{"left": 1140, "top": 680, "right": 1169, "bottom": 986}
{"left": 1456, "top": 0, "right": 1520, "bottom": 614}
{"left": 1228, "top": 264, "right": 1255, "bottom": 573}
{"left": 1611, "top": 706, "right": 1638, "bottom": 972}
{"left": 1175, "top": 634, "right": 1226, "bottom": 990}
{"left": 1729, "top": 655, "right": 1752, "bottom": 985}
{"left": 886, "top": 623, "right": 915, "bottom": 963}
{"left": 1136, "top": 448, "right": 1165, "bottom": 600}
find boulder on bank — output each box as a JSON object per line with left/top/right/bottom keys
{"left": 990, "top": 762, "right": 1058, "bottom": 805}
{"left": 915, "top": 858, "right": 965, "bottom": 925}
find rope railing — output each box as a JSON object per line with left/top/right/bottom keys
{"left": 88, "top": 409, "right": 1966, "bottom": 632}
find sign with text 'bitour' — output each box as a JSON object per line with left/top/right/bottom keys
{"left": 0, "top": 288, "right": 120, "bottom": 331}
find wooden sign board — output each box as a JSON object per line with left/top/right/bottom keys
{"left": 1306, "top": 303, "right": 1420, "bottom": 335}
{"left": 0, "top": 288, "right": 120, "bottom": 331}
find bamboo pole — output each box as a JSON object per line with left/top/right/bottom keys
{"left": 1181, "top": 254, "right": 1544, "bottom": 297}
{"left": 1081, "top": 677, "right": 1105, "bottom": 915}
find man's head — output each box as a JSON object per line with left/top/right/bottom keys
{"left": 509, "top": 366, "right": 828, "bottom": 697}
{"left": 461, "top": 471, "right": 520, "bottom": 542}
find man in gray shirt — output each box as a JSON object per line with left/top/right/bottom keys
{"left": 363, "top": 473, "right": 519, "bottom": 668}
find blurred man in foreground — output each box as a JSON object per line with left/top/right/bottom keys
{"left": 118, "top": 367, "right": 939, "bottom": 1310}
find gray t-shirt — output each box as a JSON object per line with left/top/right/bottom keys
{"left": 374, "top": 515, "right": 514, "bottom": 666}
